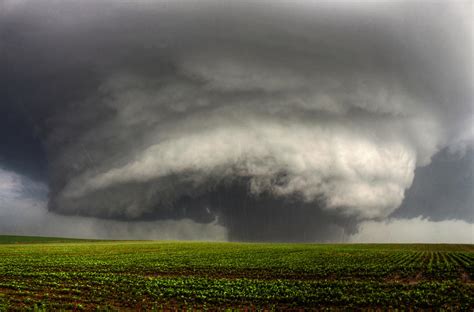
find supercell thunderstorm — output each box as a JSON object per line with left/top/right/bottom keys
{"left": 1, "top": 0, "right": 472, "bottom": 241}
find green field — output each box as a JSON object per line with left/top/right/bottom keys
{"left": 0, "top": 235, "right": 95, "bottom": 245}
{"left": 0, "top": 236, "right": 472, "bottom": 310}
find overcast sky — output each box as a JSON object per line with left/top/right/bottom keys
{"left": 0, "top": 0, "right": 472, "bottom": 242}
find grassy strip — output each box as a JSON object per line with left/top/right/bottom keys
{"left": 0, "top": 235, "right": 98, "bottom": 244}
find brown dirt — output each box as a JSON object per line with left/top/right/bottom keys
{"left": 461, "top": 271, "right": 472, "bottom": 283}
{"left": 384, "top": 272, "right": 423, "bottom": 285}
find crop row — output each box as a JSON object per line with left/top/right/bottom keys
{"left": 0, "top": 272, "right": 472, "bottom": 310}
{"left": 0, "top": 242, "right": 472, "bottom": 310}
{"left": 0, "top": 247, "right": 471, "bottom": 280}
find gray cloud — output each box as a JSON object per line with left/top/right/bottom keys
{"left": 0, "top": 0, "right": 472, "bottom": 241}
{"left": 0, "top": 168, "right": 226, "bottom": 240}
{"left": 393, "top": 147, "right": 474, "bottom": 222}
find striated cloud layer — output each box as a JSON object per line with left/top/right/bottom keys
{"left": 1, "top": 0, "right": 472, "bottom": 241}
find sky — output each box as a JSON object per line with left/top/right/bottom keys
{"left": 0, "top": 0, "right": 472, "bottom": 242}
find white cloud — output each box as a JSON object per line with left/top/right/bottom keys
{"left": 0, "top": 168, "right": 22, "bottom": 200}
{"left": 63, "top": 119, "right": 417, "bottom": 219}
{"left": 349, "top": 217, "right": 474, "bottom": 243}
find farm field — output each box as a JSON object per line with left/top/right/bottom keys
{"left": 0, "top": 235, "right": 96, "bottom": 245}
{"left": 0, "top": 236, "right": 472, "bottom": 310}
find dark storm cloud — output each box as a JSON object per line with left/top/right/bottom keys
{"left": 0, "top": 0, "right": 472, "bottom": 241}
{"left": 393, "top": 147, "right": 474, "bottom": 222}
{"left": 0, "top": 167, "right": 227, "bottom": 240}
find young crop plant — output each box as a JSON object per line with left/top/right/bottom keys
{"left": 0, "top": 239, "right": 472, "bottom": 310}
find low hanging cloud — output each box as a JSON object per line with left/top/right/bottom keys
{"left": 350, "top": 217, "right": 473, "bottom": 244}
{"left": 3, "top": 167, "right": 472, "bottom": 243}
{"left": 0, "top": 0, "right": 472, "bottom": 241}
{"left": 0, "top": 168, "right": 227, "bottom": 240}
